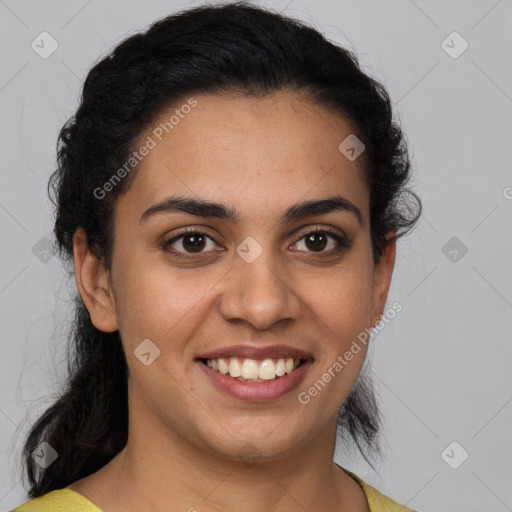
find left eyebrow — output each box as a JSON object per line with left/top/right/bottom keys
{"left": 139, "top": 194, "right": 363, "bottom": 226}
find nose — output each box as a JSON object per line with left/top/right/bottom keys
{"left": 218, "top": 248, "right": 302, "bottom": 330}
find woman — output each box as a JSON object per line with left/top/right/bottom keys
{"left": 14, "top": 2, "right": 422, "bottom": 511}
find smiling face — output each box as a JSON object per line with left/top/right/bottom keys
{"left": 77, "top": 89, "right": 395, "bottom": 465}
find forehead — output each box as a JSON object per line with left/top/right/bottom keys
{"left": 118, "top": 90, "right": 369, "bottom": 225}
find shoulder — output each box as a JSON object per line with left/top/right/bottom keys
{"left": 11, "top": 488, "right": 102, "bottom": 512}
{"left": 342, "top": 467, "right": 419, "bottom": 512}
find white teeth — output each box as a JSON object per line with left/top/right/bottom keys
{"left": 229, "top": 358, "right": 242, "bottom": 377}
{"left": 275, "top": 359, "right": 286, "bottom": 377}
{"left": 205, "top": 357, "right": 302, "bottom": 381}
{"left": 241, "top": 359, "right": 259, "bottom": 379}
{"left": 258, "top": 359, "right": 276, "bottom": 380}
{"left": 218, "top": 358, "right": 229, "bottom": 374}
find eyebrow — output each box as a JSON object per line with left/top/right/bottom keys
{"left": 139, "top": 195, "right": 363, "bottom": 226}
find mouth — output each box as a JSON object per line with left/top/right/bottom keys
{"left": 195, "top": 356, "right": 314, "bottom": 401}
{"left": 196, "top": 356, "right": 311, "bottom": 382}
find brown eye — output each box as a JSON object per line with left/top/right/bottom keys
{"left": 163, "top": 227, "right": 351, "bottom": 260}
{"left": 304, "top": 232, "right": 328, "bottom": 252}
{"left": 180, "top": 233, "right": 207, "bottom": 253}
{"left": 291, "top": 229, "right": 352, "bottom": 255}
{"left": 163, "top": 230, "right": 220, "bottom": 258}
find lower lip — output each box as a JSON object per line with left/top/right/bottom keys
{"left": 196, "top": 359, "right": 313, "bottom": 402}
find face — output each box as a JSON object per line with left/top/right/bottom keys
{"left": 78, "top": 90, "right": 395, "bottom": 463}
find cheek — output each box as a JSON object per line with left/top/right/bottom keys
{"left": 297, "top": 270, "right": 373, "bottom": 419}
{"left": 305, "top": 259, "right": 374, "bottom": 341}
{"left": 302, "top": 280, "right": 372, "bottom": 387}
{"left": 111, "top": 255, "right": 223, "bottom": 350}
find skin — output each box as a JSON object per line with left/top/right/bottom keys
{"left": 69, "top": 90, "right": 396, "bottom": 512}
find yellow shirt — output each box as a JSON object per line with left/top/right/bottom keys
{"left": 12, "top": 467, "right": 417, "bottom": 512}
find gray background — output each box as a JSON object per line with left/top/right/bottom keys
{"left": 1, "top": 0, "right": 511, "bottom": 510}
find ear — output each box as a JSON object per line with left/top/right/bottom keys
{"left": 73, "top": 228, "right": 118, "bottom": 332}
{"left": 370, "top": 232, "right": 397, "bottom": 327}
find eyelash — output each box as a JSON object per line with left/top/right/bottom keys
{"left": 162, "top": 227, "right": 352, "bottom": 260}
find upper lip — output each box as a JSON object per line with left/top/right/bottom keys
{"left": 196, "top": 344, "right": 314, "bottom": 361}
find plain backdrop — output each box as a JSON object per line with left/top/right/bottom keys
{"left": 1, "top": 1, "right": 511, "bottom": 511}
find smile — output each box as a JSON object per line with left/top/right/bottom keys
{"left": 201, "top": 356, "right": 303, "bottom": 382}
{"left": 196, "top": 357, "right": 314, "bottom": 401}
